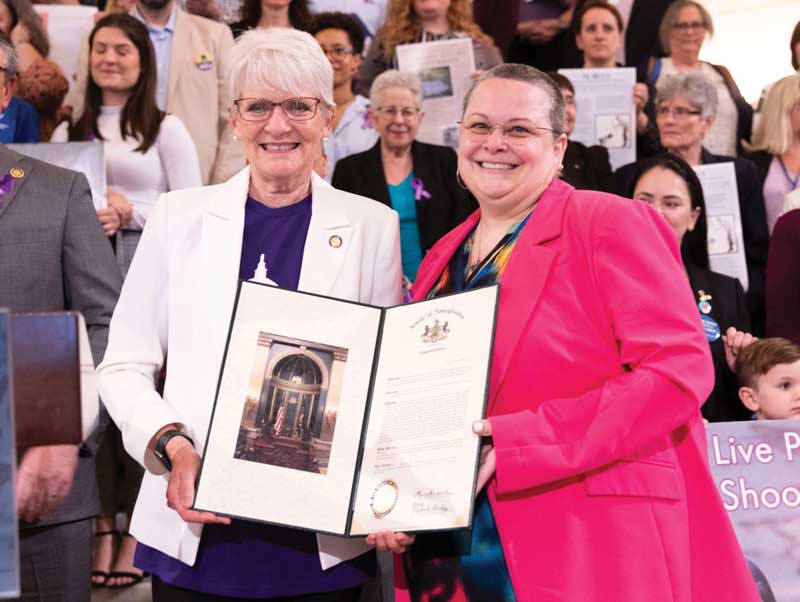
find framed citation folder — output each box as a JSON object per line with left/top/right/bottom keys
{"left": 194, "top": 280, "right": 498, "bottom": 536}
{"left": 11, "top": 312, "right": 82, "bottom": 448}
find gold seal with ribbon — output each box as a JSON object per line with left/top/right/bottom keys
{"left": 370, "top": 479, "right": 399, "bottom": 518}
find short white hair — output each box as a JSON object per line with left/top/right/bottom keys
{"left": 226, "top": 28, "right": 334, "bottom": 107}
{"left": 369, "top": 70, "right": 423, "bottom": 109}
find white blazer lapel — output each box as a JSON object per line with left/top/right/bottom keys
{"left": 200, "top": 167, "right": 250, "bottom": 361}
{"left": 298, "top": 174, "right": 353, "bottom": 296}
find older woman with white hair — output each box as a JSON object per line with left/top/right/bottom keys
{"left": 616, "top": 71, "right": 770, "bottom": 335}
{"left": 97, "top": 27, "right": 404, "bottom": 602}
{"left": 333, "top": 69, "right": 474, "bottom": 289}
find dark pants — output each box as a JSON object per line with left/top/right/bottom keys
{"left": 13, "top": 519, "right": 92, "bottom": 602}
{"left": 95, "top": 422, "right": 143, "bottom": 517}
{"left": 152, "top": 577, "right": 364, "bottom": 602}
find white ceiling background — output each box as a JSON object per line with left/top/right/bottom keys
{"left": 698, "top": 0, "right": 799, "bottom": 103}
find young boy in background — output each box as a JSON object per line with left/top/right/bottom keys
{"left": 736, "top": 338, "right": 800, "bottom": 420}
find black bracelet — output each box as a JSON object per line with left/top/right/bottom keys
{"left": 153, "top": 429, "right": 194, "bottom": 472}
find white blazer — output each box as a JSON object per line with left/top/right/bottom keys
{"left": 97, "top": 167, "right": 403, "bottom": 565}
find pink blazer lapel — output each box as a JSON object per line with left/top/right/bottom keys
{"left": 487, "top": 180, "right": 572, "bottom": 413}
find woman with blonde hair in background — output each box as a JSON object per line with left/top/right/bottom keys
{"left": 357, "top": 0, "right": 502, "bottom": 96}
{"left": 746, "top": 74, "right": 800, "bottom": 233}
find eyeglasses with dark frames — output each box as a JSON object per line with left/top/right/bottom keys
{"left": 234, "top": 97, "right": 324, "bottom": 122}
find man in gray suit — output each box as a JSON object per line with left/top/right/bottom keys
{"left": 0, "top": 36, "right": 122, "bottom": 601}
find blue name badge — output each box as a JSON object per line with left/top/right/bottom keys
{"left": 701, "top": 314, "right": 721, "bottom": 342}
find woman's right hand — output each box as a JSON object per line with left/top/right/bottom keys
{"left": 95, "top": 207, "right": 120, "bottom": 237}
{"left": 473, "top": 421, "right": 496, "bottom": 494}
{"left": 166, "top": 442, "right": 232, "bottom": 525}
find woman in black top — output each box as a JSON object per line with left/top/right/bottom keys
{"left": 628, "top": 153, "right": 754, "bottom": 422}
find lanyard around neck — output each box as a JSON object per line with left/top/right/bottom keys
{"left": 778, "top": 155, "right": 800, "bottom": 191}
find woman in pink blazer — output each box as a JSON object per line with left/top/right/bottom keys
{"left": 396, "top": 63, "right": 759, "bottom": 601}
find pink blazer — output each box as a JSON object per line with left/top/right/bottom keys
{"left": 406, "top": 179, "right": 758, "bottom": 601}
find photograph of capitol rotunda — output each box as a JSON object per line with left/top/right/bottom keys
{"left": 234, "top": 332, "right": 348, "bottom": 475}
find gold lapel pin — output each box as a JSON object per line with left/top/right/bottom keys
{"left": 328, "top": 235, "right": 343, "bottom": 248}
{"left": 9, "top": 167, "right": 24, "bottom": 178}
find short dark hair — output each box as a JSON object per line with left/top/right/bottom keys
{"left": 546, "top": 71, "right": 574, "bottom": 95}
{"left": 736, "top": 338, "right": 800, "bottom": 389}
{"left": 70, "top": 14, "right": 164, "bottom": 153}
{"left": 626, "top": 153, "right": 709, "bottom": 269}
{"left": 791, "top": 20, "right": 800, "bottom": 71}
{"left": 576, "top": 0, "right": 624, "bottom": 33}
{"left": 308, "top": 11, "right": 366, "bottom": 55}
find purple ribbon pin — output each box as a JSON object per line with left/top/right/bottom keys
{"left": 411, "top": 177, "right": 431, "bottom": 202}
{"left": 362, "top": 109, "right": 373, "bottom": 130}
{"left": 0, "top": 173, "right": 14, "bottom": 209}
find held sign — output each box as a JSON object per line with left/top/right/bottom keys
{"left": 707, "top": 420, "right": 800, "bottom": 601}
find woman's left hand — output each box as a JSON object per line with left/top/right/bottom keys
{"left": 633, "top": 83, "right": 649, "bottom": 111}
{"left": 633, "top": 83, "right": 650, "bottom": 133}
{"left": 722, "top": 327, "right": 757, "bottom": 372}
{"left": 365, "top": 530, "right": 416, "bottom": 553}
{"left": 473, "top": 420, "right": 496, "bottom": 494}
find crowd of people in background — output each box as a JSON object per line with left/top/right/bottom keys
{"left": 2, "top": 0, "right": 800, "bottom": 600}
